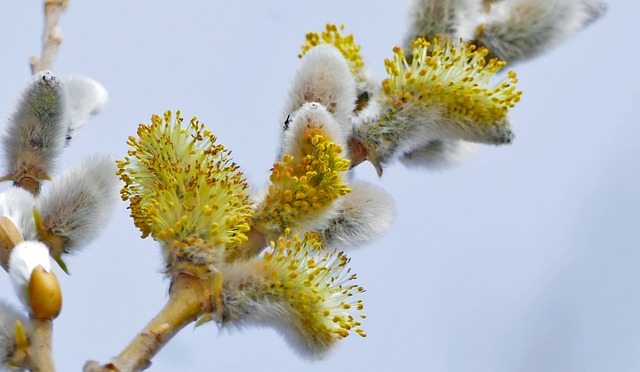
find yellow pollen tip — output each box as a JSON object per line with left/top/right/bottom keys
{"left": 300, "top": 23, "right": 366, "bottom": 80}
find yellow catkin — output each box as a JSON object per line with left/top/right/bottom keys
{"left": 266, "top": 233, "right": 365, "bottom": 340}
{"left": 382, "top": 36, "right": 522, "bottom": 125}
{"left": 256, "top": 127, "right": 350, "bottom": 234}
{"left": 117, "top": 110, "right": 253, "bottom": 268}
{"left": 219, "top": 232, "right": 365, "bottom": 352}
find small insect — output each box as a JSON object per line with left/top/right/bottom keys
{"left": 283, "top": 111, "right": 296, "bottom": 130}
{"left": 283, "top": 114, "right": 292, "bottom": 130}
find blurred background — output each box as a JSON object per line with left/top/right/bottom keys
{"left": 1, "top": 1, "right": 638, "bottom": 371}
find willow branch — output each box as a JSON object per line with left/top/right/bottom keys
{"left": 30, "top": 0, "right": 69, "bottom": 74}
{"left": 84, "top": 274, "right": 214, "bottom": 372}
{"left": 28, "top": 319, "right": 56, "bottom": 372}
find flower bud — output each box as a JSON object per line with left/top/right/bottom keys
{"left": 0, "top": 217, "right": 24, "bottom": 272}
{"left": 28, "top": 265, "right": 62, "bottom": 320}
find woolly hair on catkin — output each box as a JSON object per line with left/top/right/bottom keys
{"left": 36, "top": 154, "right": 119, "bottom": 254}
{"left": 319, "top": 181, "right": 396, "bottom": 249}
{"left": 0, "top": 301, "right": 27, "bottom": 368}
{"left": 355, "top": 37, "right": 520, "bottom": 168}
{"left": 404, "top": 0, "right": 482, "bottom": 43}
{"left": 475, "top": 0, "right": 607, "bottom": 64}
{"left": 3, "top": 71, "right": 68, "bottom": 181}
{"left": 281, "top": 102, "right": 349, "bottom": 162}
{"left": 0, "top": 187, "right": 38, "bottom": 240}
{"left": 63, "top": 76, "right": 109, "bottom": 144}
{"left": 8, "top": 241, "right": 51, "bottom": 307}
{"left": 399, "top": 139, "right": 479, "bottom": 170}
{"left": 215, "top": 233, "right": 365, "bottom": 359}
{"left": 281, "top": 44, "right": 356, "bottom": 152}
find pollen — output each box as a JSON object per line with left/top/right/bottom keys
{"left": 263, "top": 232, "right": 366, "bottom": 340}
{"left": 382, "top": 36, "right": 522, "bottom": 125}
{"left": 117, "top": 110, "right": 252, "bottom": 266}
{"left": 255, "top": 126, "right": 350, "bottom": 235}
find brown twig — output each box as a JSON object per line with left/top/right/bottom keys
{"left": 30, "top": 0, "right": 69, "bottom": 74}
{"left": 84, "top": 274, "right": 214, "bottom": 372}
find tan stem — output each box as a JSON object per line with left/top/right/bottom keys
{"left": 84, "top": 275, "right": 213, "bottom": 372}
{"left": 28, "top": 319, "right": 56, "bottom": 372}
{"left": 30, "top": 0, "right": 69, "bottom": 74}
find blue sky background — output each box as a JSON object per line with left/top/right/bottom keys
{"left": 1, "top": 1, "right": 639, "bottom": 371}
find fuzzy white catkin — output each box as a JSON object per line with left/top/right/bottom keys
{"left": 218, "top": 259, "right": 329, "bottom": 359}
{"left": 400, "top": 139, "right": 479, "bottom": 170}
{"left": 319, "top": 181, "right": 396, "bottom": 249}
{"left": 0, "top": 301, "right": 27, "bottom": 367}
{"left": 3, "top": 71, "right": 68, "bottom": 178}
{"left": 355, "top": 88, "right": 514, "bottom": 168}
{"left": 8, "top": 241, "right": 51, "bottom": 307}
{"left": 36, "top": 154, "right": 120, "bottom": 253}
{"left": 477, "top": 0, "right": 607, "bottom": 64}
{"left": 579, "top": 0, "right": 608, "bottom": 26}
{"left": 404, "top": 0, "right": 482, "bottom": 43}
{"left": 0, "top": 187, "right": 38, "bottom": 240}
{"left": 217, "top": 260, "right": 339, "bottom": 359}
{"left": 391, "top": 84, "right": 515, "bottom": 147}
{"left": 281, "top": 45, "right": 356, "bottom": 149}
{"left": 63, "top": 76, "right": 109, "bottom": 144}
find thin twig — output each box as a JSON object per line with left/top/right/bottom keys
{"left": 30, "top": 0, "right": 69, "bottom": 74}
{"left": 84, "top": 274, "right": 214, "bottom": 372}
